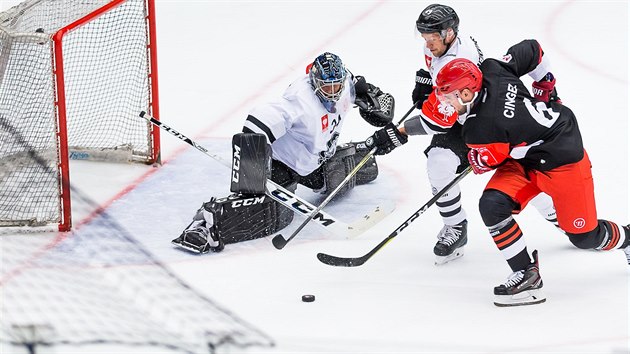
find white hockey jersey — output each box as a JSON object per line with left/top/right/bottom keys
{"left": 404, "top": 32, "right": 484, "bottom": 136}
{"left": 424, "top": 32, "right": 483, "bottom": 82}
{"left": 244, "top": 75, "right": 355, "bottom": 176}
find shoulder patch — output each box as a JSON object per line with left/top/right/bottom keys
{"left": 500, "top": 54, "right": 512, "bottom": 63}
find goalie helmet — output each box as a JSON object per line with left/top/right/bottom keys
{"left": 308, "top": 52, "right": 347, "bottom": 112}
{"left": 416, "top": 4, "right": 459, "bottom": 35}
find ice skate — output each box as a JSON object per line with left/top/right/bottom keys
{"left": 434, "top": 220, "right": 467, "bottom": 265}
{"left": 494, "top": 250, "right": 546, "bottom": 307}
{"left": 172, "top": 224, "right": 224, "bottom": 254}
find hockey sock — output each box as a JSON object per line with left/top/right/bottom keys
{"left": 436, "top": 190, "right": 466, "bottom": 225}
{"left": 597, "top": 220, "right": 630, "bottom": 250}
{"left": 489, "top": 217, "right": 528, "bottom": 271}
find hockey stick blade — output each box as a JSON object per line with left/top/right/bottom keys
{"left": 271, "top": 234, "right": 288, "bottom": 249}
{"left": 272, "top": 200, "right": 395, "bottom": 249}
{"left": 317, "top": 167, "right": 472, "bottom": 267}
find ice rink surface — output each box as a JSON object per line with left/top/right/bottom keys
{"left": 1, "top": 0, "right": 628, "bottom": 353}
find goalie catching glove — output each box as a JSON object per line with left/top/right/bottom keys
{"left": 354, "top": 76, "right": 395, "bottom": 127}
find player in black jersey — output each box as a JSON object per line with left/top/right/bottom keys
{"left": 433, "top": 39, "right": 630, "bottom": 306}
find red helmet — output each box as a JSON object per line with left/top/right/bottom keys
{"left": 435, "top": 58, "right": 483, "bottom": 95}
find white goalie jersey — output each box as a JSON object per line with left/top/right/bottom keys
{"left": 244, "top": 75, "right": 355, "bottom": 176}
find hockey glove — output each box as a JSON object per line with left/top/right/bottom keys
{"left": 354, "top": 76, "right": 395, "bottom": 127}
{"left": 364, "top": 122, "right": 408, "bottom": 155}
{"left": 467, "top": 149, "right": 493, "bottom": 175}
{"left": 412, "top": 69, "right": 433, "bottom": 107}
{"left": 532, "top": 72, "right": 561, "bottom": 103}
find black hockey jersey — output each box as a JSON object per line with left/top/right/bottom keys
{"left": 462, "top": 40, "right": 584, "bottom": 172}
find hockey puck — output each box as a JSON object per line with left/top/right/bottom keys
{"left": 301, "top": 294, "right": 315, "bottom": 302}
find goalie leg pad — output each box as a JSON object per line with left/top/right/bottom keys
{"left": 216, "top": 193, "right": 294, "bottom": 244}
{"left": 349, "top": 142, "right": 379, "bottom": 185}
{"left": 319, "top": 143, "right": 357, "bottom": 196}
{"left": 173, "top": 194, "right": 294, "bottom": 253}
{"left": 230, "top": 133, "right": 271, "bottom": 195}
{"left": 210, "top": 193, "right": 295, "bottom": 245}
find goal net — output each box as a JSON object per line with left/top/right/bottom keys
{"left": 0, "top": 188, "right": 274, "bottom": 353}
{"left": 0, "top": 0, "right": 160, "bottom": 231}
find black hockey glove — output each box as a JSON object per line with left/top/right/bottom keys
{"left": 363, "top": 122, "right": 408, "bottom": 155}
{"left": 412, "top": 69, "right": 433, "bottom": 107}
{"left": 354, "top": 76, "right": 395, "bottom": 127}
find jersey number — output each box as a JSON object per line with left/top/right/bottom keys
{"left": 524, "top": 99, "right": 560, "bottom": 128}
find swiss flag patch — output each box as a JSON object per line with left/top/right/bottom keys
{"left": 425, "top": 55, "right": 432, "bottom": 70}
{"left": 321, "top": 114, "right": 329, "bottom": 131}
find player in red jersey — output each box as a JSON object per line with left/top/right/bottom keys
{"left": 433, "top": 40, "right": 630, "bottom": 306}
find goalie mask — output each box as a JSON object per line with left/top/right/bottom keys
{"left": 308, "top": 52, "right": 347, "bottom": 113}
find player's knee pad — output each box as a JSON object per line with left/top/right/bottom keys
{"left": 479, "top": 189, "right": 519, "bottom": 226}
{"left": 566, "top": 221, "right": 606, "bottom": 250}
{"left": 230, "top": 132, "right": 271, "bottom": 195}
{"left": 321, "top": 143, "right": 357, "bottom": 196}
{"left": 210, "top": 193, "right": 294, "bottom": 245}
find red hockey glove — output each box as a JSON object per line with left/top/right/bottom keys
{"left": 532, "top": 73, "right": 561, "bottom": 103}
{"left": 467, "top": 149, "right": 493, "bottom": 175}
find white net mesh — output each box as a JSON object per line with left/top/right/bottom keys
{"left": 0, "top": 0, "right": 157, "bottom": 229}
{"left": 1, "top": 189, "right": 274, "bottom": 353}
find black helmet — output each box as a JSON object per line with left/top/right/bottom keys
{"left": 416, "top": 4, "right": 459, "bottom": 34}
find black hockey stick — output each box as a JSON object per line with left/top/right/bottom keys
{"left": 139, "top": 111, "right": 391, "bottom": 238}
{"left": 272, "top": 103, "right": 418, "bottom": 250}
{"left": 317, "top": 166, "right": 473, "bottom": 267}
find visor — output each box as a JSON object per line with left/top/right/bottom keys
{"left": 314, "top": 78, "right": 344, "bottom": 102}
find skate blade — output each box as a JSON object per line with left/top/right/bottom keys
{"left": 434, "top": 247, "right": 465, "bottom": 266}
{"left": 171, "top": 238, "right": 209, "bottom": 254}
{"left": 493, "top": 289, "right": 546, "bottom": 307}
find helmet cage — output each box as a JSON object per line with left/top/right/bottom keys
{"left": 309, "top": 53, "right": 347, "bottom": 105}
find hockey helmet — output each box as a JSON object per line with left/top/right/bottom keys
{"left": 416, "top": 4, "right": 459, "bottom": 35}
{"left": 435, "top": 58, "right": 483, "bottom": 98}
{"left": 308, "top": 52, "right": 347, "bottom": 112}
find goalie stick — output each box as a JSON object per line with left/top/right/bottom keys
{"left": 317, "top": 166, "right": 473, "bottom": 267}
{"left": 272, "top": 103, "right": 418, "bottom": 250}
{"left": 139, "top": 111, "right": 393, "bottom": 239}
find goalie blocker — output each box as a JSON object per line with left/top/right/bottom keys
{"left": 172, "top": 132, "right": 380, "bottom": 253}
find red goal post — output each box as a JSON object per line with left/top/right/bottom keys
{"left": 0, "top": 0, "right": 160, "bottom": 231}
